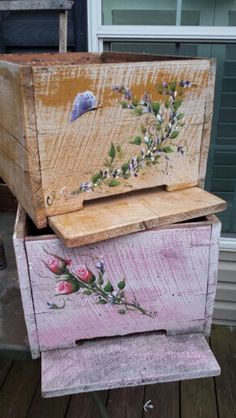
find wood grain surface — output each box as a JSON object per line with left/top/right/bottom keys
{"left": 0, "top": 53, "right": 215, "bottom": 226}
{"left": 48, "top": 187, "right": 226, "bottom": 248}
{"left": 0, "top": 1, "right": 74, "bottom": 11}
{"left": 41, "top": 332, "right": 220, "bottom": 397}
{"left": 25, "top": 217, "right": 213, "bottom": 350}
{"left": 32, "top": 58, "right": 210, "bottom": 217}
{"left": 13, "top": 207, "right": 40, "bottom": 358}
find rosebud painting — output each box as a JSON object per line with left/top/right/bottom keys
{"left": 43, "top": 251, "right": 155, "bottom": 318}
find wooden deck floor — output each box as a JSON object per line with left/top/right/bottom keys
{"left": 0, "top": 325, "right": 235, "bottom": 418}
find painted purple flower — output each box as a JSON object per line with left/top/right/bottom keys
{"left": 70, "top": 91, "right": 97, "bottom": 122}
{"left": 96, "top": 260, "right": 105, "bottom": 274}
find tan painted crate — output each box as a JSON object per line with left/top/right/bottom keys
{"left": 0, "top": 52, "right": 215, "bottom": 230}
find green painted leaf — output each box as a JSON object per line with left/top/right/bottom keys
{"left": 116, "top": 145, "right": 121, "bottom": 153}
{"left": 121, "top": 100, "right": 128, "bottom": 108}
{"left": 108, "top": 142, "right": 116, "bottom": 161}
{"left": 83, "top": 290, "right": 93, "bottom": 295}
{"left": 169, "top": 81, "right": 176, "bottom": 91}
{"left": 122, "top": 162, "right": 129, "bottom": 174}
{"left": 151, "top": 101, "right": 160, "bottom": 115}
{"left": 132, "top": 97, "right": 139, "bottom": 106}
{"left": 134, "top": 107, "right": 143, "bottom": 116}
{"left": 173, "top": 100, "right": 182, "bottom": 111}
{"left": 163, "top": 146, "right": 174, "bottom": 153}
{"left": 141, "top": 124, "right": 146, "bottom": 134}
{"left": 177, "top": 113, "right": 184, "bottom": 120}
{"left": 165, "top": 99, "right": 170, "bottom": 108}
{"left": 170, "top": 131, "right": 179, "bottom": 139}
{"left": 104, "top": 281, "right": 114, "bottom": 293}
{"left": 130, "top": 136, "right": 142, "bottom": 145}
{"left": 118, "top": 280, "right": 126, "bottom": 290}
{"left": 98, "top": 299, "right": 108, "bottom": 304}
{"left": 91, "top": 172, "right": 102, "bottom": 184}
{"left": 118, "top": 308, "right": 127, "bottom": 314}
{"left": 108, "top": 179, "right": 121, "bottom": 187}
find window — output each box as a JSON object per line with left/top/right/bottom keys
{"left": 88, "top": 0, "right": 236, "bottom": 235}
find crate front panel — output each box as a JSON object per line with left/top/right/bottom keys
{"left": 26, "top": 224, "right": 212, "bottom": 351}
{"left": 32, "top": 59, "right": 210, "bottom": 216}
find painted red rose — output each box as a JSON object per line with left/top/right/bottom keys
{"left": 55, "top": 281, "right": 75, "bottom": 295}
{"left": 47, "top": 257, "right": 71, "bottom": 275}
{"left": 76, "top": 265, "right": 94, "bottom": 283}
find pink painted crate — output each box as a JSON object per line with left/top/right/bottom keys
{"left": 13, "top": 206, "right": 221, "bottom": 396}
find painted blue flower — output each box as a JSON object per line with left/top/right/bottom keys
{"left": 70, "top": 91, "right": 97, "bottom": 122}
{"left": 96, "top": 260, "right": 105, "bottom": 274}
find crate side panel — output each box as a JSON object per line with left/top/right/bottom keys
{"left": 204, "top": 216, "right": 222, "bottom": 335}
{"left": 0, "top": 62, "right": 46, "bottom": 228}
{"left": 32, "top": 59, "right": 210, "bottom": 216}
{"left": 26, "top": 224, "right": 212, "bottom": 351}
{"left": 13, "top": 207, "right": 40, "bottom": 358}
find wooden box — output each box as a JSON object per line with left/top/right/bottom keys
{"left": 14, "top": 206, "right": 222, "bottom": 397}
{"left": 0, "top": 52, "right": 216, "bottom": 229}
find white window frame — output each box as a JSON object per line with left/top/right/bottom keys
{"left": 87, "top": 0, "right": 236, "bottom": 252}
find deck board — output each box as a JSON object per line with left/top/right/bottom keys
{"left": 211, "top": 326, "right": 236, "bottom": 418}
{"left": 181, "top": 378, "right": 218, "bottom": 418}
{"left": 144, "top": 382, "right": 180, "bottom": 418}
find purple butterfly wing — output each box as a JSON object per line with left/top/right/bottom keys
{"left": 70, "top": 91, "right": 97, "bottom": 122}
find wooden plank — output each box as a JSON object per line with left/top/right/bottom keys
{"left": 0, "top": 360, "right": 40, "bottom": 418}
{"left": 0, "top": 359, "right": 12, "bottom": 389}
{"left": 0, "top": 1, "right": 74, "bottom": 11}
{"left": 41, "top": 332, "right": 220, "bottom": 398}
{"left": 0, "top": 61, "right": 46, "bottom": 228}
{"left": 26, "top": 220, "right": 211, "bottom": 350}
{"left": 26, "top": 383, "right": 70, "bottom": 418}
{"left": 107, "top": 386, "right": 144, "bottom": 418}
{"left": 59, "top": 11, "right": 68, "bottom": 53}
{"left": 13, "top": 207, "right": 40, "bottom": 358}
{"left": 181, "top": 378, "right": 218, "bottom": 418}
{"left": 32, "top": 58, "right": 210, "bottom": 217}
{"left": 211, "top": 326, "right": 236, "bottom": 418}
{"left": 144, "top": 382, "right": 179, "bottom": 418}
{"left": 48, "top": 187, "right": 226, "bottom": 248}
{"left": 66, "top": 392, "right": 108, "bottom": 418}
{"left": 204, "top": 215, "right": 221, "bottom": 336}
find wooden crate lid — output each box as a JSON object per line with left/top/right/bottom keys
{"left": 48, "top": 187, "right": 226, "bottom": 248}
{"left": 41, "top": 331, "right": 220, "bottom": 397}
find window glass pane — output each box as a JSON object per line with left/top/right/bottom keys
{"left": 102, "top": 0, "right": 177, "bottom": 25}
{"left": 104, "top": 41, "right": 236, "bottom": 234}
{"left": 102, "top": 0, "right": 236, "bottom": 26}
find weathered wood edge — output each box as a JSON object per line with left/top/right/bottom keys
{"left": 13, "top": 206, "right": 40, "bottom": 359}
{"left": 20, "top": 66, "right": 47, "bottom": 229}
{"left": 0, "top": 1, "right": 74, "bottom": 11}
{"left": 48, "top": 188, "right": 227, "bottom": 248}
{"left": 41, "top": 333, "right": 220, "bottom": 398}
{"left": 198, "top": 59, "right": 216, "bottom": 188}
{"left": 204, "top": 214, "right": 221, "bottom": 336}
{"left": 59, "top": 11, "right": 68, "bottom": 53}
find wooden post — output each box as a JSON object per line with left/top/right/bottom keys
{"left": 59, "top": 11, "right": 68, "bottom": 53}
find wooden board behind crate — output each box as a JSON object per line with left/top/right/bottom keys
{"left": 0, "top": 53, "right": 215, "bottom": 228}
{"left": 23, "top": 215, "right": 220, "bottom": 352}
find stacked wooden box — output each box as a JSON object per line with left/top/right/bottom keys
{"left": 0, "top": 52, "right": 226, "bottom": 397}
